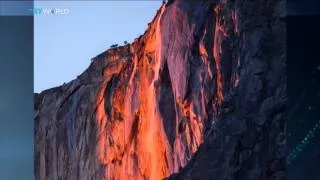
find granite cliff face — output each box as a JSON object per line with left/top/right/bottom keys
{"left": 34, "top": 0, "right": 285, "bottom": 180}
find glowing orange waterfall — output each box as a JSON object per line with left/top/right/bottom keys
{"left": 95, "top": 4, "right": 173, "bottom": 180}
{"left": 140, "top": 5, "right": 172, "bottom": 179}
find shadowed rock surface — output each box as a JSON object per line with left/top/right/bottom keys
{"left": 35, "top": 0, "right": 285, "bottom": 179}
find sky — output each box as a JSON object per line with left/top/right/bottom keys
{"left": 34, "top": 1, "right": 162, "bottom": 93}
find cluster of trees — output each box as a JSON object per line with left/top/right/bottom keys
{"left": 110, "top": 41, "right": 129, "bottom": 49}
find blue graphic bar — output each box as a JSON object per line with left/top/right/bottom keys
{"left": 0, "top": 1, "right": 33, "bottom": 16}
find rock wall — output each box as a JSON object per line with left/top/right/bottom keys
{"left": 35, "top": 0, "right": 285, "bottom": 180}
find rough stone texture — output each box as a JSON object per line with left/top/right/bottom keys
{"left": 168, "top": 0, "right": 286, "bottom": 179}
{"left": 35, "top": 0, "right": 285, "bottom": 180}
